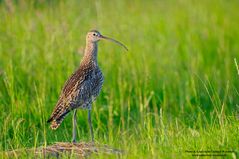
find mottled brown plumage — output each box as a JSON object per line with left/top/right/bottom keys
{"left": 47, "top": 60, "right": 103, "bottom": 129}
{"left": 47, "top": 30, "right": 127, "bottom": 142}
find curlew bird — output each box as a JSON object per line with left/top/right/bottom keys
{"left": 47, "top": 30, "right": 128, "bottom": 143}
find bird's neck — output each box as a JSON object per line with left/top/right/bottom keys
{"left": 82, "top": 41, "right": 98, "bottom": 66}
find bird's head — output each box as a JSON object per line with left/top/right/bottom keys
{"left": 86, "top": 30, "right": 102, "bottom": 43}
{"left": 86, "top": 30, "right": 128, "bottom": 51}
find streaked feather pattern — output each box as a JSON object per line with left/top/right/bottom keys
{"left": 47, "top": 61, "right": 104, "bottom": 129}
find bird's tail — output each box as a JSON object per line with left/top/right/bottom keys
{"left": 47, "top": 110, "right": 70, "bottom": 130}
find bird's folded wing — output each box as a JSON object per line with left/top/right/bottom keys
{"left": 48, "top": 69, "right": 93, "bottom": 122}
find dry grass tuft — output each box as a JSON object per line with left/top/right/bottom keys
{"left": 4, "top": 142, "right": 124, "bottom": 158}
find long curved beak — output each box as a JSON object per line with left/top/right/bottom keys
{"left": 99, "top": 35, "right": 128, "bottom": 51}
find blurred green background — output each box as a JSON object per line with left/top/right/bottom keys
{"left": 0, "top": 0, "right": 239, "bottom": 158}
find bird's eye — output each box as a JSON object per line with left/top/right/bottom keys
{"left": 93, "top": 33, "right": 96, "bottom": 36}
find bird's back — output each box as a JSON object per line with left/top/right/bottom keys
{"left": 47, "top": 61, "right": 104, "bottom": 129}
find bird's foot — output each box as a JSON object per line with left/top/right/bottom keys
{"left": 90, "top": 139, "right": 95, "bottom": 145}
{"left": 72, "top": 139, "right": 77, "bottom": 144}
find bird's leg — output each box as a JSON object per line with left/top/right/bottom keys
{"left": 88, "top": 109, "right": 94, "bottom": 142}
{"left": 72, "top": 109, "right": 77, "bottom": 143}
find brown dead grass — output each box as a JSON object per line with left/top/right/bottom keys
{"left": 3, "top": 142, "right": 124, "bottom": 158}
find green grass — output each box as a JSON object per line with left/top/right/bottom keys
{"left": 0, "top": 0, "right": 239, "bottom": 158}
